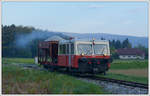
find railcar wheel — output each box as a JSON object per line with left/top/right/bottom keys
{"left": 49, "top": 66, "right": 54, "bottom": 72}
{"left": 43, "top": 65, "right": 48, "bottom": 69}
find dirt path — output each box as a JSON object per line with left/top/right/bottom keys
{"left": 108, "top": 69, "right": 148, "bottom": 77}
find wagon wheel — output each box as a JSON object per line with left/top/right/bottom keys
{"left": 49, "top": 66, "right": 55, "bottom": 72}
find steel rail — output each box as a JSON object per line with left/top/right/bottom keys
{"left": 81, "top": 76, "right": 148, "bottom": 89}
{"left": 46, "top": 67, "right": 148, "bottom": 89}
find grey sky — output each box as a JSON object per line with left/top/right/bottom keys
{"left": 2, "top": 2, "right": 148, "bottom": 37}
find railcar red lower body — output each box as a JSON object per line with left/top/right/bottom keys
{"left": 39, "top": 55, "right": 112, "bottom": 74}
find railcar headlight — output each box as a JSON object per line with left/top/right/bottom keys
{"left": 81, "top": 53, "right": 84, "bottom": 56}
{"left": 103, "top": 54, "right": 107, "bottom": 56}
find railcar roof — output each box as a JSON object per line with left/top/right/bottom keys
{"left": 59, "top": 38, "right": 109, "bottom": 44}
{"left": 45, "top": 35, "right": 65, "bottom": 41}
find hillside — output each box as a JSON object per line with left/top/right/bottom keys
{"left": 2, "top": 24, "right": 148, "bottom": 58}
{"left": 61, "top": 32, "right": 148, "bottom": 48}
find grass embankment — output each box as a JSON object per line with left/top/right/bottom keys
{"left": 99, "top": 73, "right": 148, "bottom": 84}
{"left": 2, "top": 58, "right": 106, "bottom": 94}
{"left": 110, "top": 59, "right": 148, "bottom": 69}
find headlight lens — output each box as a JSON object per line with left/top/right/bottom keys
{"left": 81, "top": 53, "right": 84, "bottom": 56}
{"left": 103, "top": 54, "right": 107, "bottom": 56}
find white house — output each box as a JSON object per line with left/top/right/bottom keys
{"left": 116, "top": 48, "right": 145, "bottom": 59}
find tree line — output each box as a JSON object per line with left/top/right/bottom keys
{"left": 2, "top": 24, "right": 38, "bottom": 58}
{"left": 2, "top": 24, "right": 148, "bottom": 59}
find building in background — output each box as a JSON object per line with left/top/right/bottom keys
{"left": 116, "top": 48, "right": 145, "bottom": 59}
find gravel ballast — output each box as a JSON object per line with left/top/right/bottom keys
{"left": 77, "top": 78, "right": 148, "bottom": 94}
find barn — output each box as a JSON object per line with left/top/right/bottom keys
{"left": 116, "top": 48, "right": 145, "bottom": 59}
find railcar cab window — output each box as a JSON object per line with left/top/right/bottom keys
{"left": 78, "top": 44, "right": 92, "bottom": 55}
{"left": 77, "top": 44, "right": 108, "bottom": 55}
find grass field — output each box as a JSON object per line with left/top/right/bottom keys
{"left": 109, "top": 69, "right": 148, "bottom": 77}
{"left": 2, "top": 58, "right": 106, "bottom": 94}
{"left": 2, "top": 58, "right": 148, "bottom": 93}
{"left": 105, "top": 59, "right": 148, "bottom": 84}
{"left": 110, "top": 59, "right": 148, "bottom": 69}
{"left": 2, "top": 58, "right": 34, "bottom": 64}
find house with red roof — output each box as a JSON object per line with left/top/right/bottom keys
{"left": 116, "top": 48, "right": 145, "bottom": 59}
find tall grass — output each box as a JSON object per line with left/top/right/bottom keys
{"left": 2, "top": 65, "right": 106, "bottom": 94}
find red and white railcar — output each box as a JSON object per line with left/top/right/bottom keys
{"left": 38, "top": 37, "right": 112, "bottom": 74}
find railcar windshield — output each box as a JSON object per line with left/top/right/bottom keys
{"left": 77, "top": 44, "right": 92, "bottom": 55}
{"left": 93, "top": 44, "right": 108, "bottom": 55}
{"left": 77, "top": 44, "right": 108, "bottom": 55}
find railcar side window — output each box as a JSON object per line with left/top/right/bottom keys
{"left": 71, "top": 43, "right": 74, "bottom": 54}
{"left": 62, "top": 44, "right": 66, "bottom": 54}
{"left": 59, "top": 44, "right": 66, "bottom": 54}
{"left": 59, "top": 45, "right": 62, "bottom": 54}
{"left": 65, "top": 43, "right": 74, "bottom": 54}
{"left": 66, "top": 44, "right": 69, "bottom": 54}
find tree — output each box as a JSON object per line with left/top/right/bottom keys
{"left": 115, "top": 40, "right": 122, "bottom": 49}
{"left": 101, "top": 37, "right": 105, "bottom": 40}
{"left": 135, "top": 44, "right": 148, "bottom": 59}
{"left": 2, "top": 24, "right": 35, "bottom": 58}
{"left": 122, "top": 38, "right": 132, "bottom": 48}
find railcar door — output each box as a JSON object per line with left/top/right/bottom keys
{"left": 51, "top": 43, "right": 58, "bottom": 63}
{"left": 58, "top": 44, "right": 67, "bottom": 66}
{"left": 67, "top": 43, "right": 74, "bottom": 69}
{"left": 68, "top": 43, "right": 71, "bottom": 68}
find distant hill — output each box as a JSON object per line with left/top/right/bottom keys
{"left": 60, "top": 32, "right": 148, "bottom": 48}
{"left": 15, "top": 29, "right": 148, "bottom": 48}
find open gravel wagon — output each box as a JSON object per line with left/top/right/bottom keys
{"left": 38, "top": 36, "right": 112, "bottom": 74}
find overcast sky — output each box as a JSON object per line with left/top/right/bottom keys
{"left": 2, "top": 2, "right": 148, "bottom": 37}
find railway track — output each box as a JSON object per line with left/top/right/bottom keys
{"left": 10, "top": 63, "right": 148, "bottom": 90}
{"left": 54, "top": 69, "right": 148, "bottom": 89}
{"left": 78, "top": 75, "right": 148, "bottom": 89}
{"left": 22, "top": 64, "right": 148, "bottom": 90}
